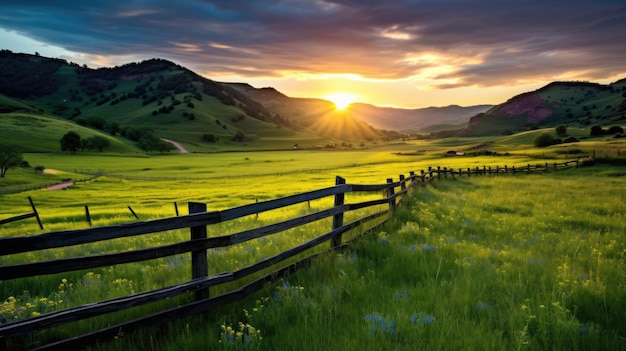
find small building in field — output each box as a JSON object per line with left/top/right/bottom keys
{"left": 445, "top": 150, "right": 465, "bottom": 156}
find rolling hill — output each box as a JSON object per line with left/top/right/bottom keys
{"left": 459, "top": 80, "right": 626, "bottom": 136}
{"left": 0, "top": 51, "right": 405, "bottom": 152}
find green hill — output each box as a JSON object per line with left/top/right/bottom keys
{"left": 460, "top": 80, "right": 626, "bottom": 136}
{"left": 0, "top": 51, "right": 399, "bottom": 153}
{"left": 0, "top": 112, "right": 139, "bottom": 153}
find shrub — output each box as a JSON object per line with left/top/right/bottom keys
{"left": 562, "top": 136, "right": 579, "bottom": 143}
{"left": 590, "top": 125, "right": 604, "bottom": 136}
{"left": 555, "top": 125, "right": 567, "bottom": 135}
{"left": 533, "top": 133, "right": 557, "bottom": 147}
{"left": 232, "top": 132, "right": 246, "bottom": 142}
{"left": 202, "top": 134, "right": 218, "bottom": 142}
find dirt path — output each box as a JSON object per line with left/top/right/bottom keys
{"left": 46, "top": 181, "right": 73, "bottom": 190}
{"left": 161, "top": 138, "right": 189, "bottom": 153}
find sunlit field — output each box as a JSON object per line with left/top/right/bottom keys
{"left": 1, "top": 136, "right": 625, "bottom": 350}
{"left": 77, "top": 166, "right": 625, "bottom": 351}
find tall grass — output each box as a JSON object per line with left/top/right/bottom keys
{"left": 66, "top": 166, "right": 626, "bottom": 351}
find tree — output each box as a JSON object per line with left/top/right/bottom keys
{"left": 0, "top": 144, "right": 24, "bottom": 178}
{"left": 590, "top": 125, "right": 604, "bottom": 136}
{"left": 107, "top": 121, "right": 121, "bottom": 136}
{"left": 156, "top": 140, "right": 176, "bottom": 154}
{"left": 60, "top": 131, "right": 82, "bottom": 154}
{"left": 533, "top": 133, "right": 557, "bottom": 147}
{"left": 85, "top": 136, "right": 111, "bottom": 152}
{"left": 555, "top": 125, "right": 567, "bottom": 135}
{"left": 607, "top": 125, "right": 624, "bottom": 135}
{"left": 138, "top": 132, "right": 161, "bottom": 152}
{"left": 232, "top": 132, "right": 246, "bottom": 142}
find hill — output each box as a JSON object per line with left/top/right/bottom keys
{"left": 460, "top": 80, "right": 626, "bottom": 136}
{"left": 346, "top": 103, "right": 492, "bottom": 133}
{"left": 0, "top": 51, "right": 403, "bottom": 152}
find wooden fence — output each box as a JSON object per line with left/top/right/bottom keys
{"left": 0, "top": 160, "right": 580, "bottom": 350}
{"left": 0, "top": 197, "right": 43, "bottom": 230}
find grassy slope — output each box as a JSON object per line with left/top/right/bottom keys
{"left": 80, "top": 167, "right": 625, "bottom": 351}
{"left": 0, "top": 112, "right": 139, "bottom": 153}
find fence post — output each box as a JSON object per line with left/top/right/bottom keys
{"left": 420, "top": 170, "right": 426, "bottom": 184}
{"left": 437, "top": 166, "right": 441, "bottom": 179}
{"left": 467, "top": 167, "right": 471, "bottom": 177}
{"left": 504, "top": 165, "right": 508, "bottom": 174}
{"left": 174, "top": 202, "right": 179, "bottom": 216}
{"left": 428, "top": 167, "right": 433, "bottom": 179}
{"left": 331, "top": 176, "right": 346, "bottom": 250}
{"left": 28, "top": 196, "right": 43, "bottom": 230}
{"left": 128, "top": 206, "right": 139, "bottom": 219}
{"left": 399, "top": 174, "right": 406, "bottom": 192}
{"left": 527, "top": 164, "right": 531, "bottom": 174}
{"left": 386, "top": 178, "right": 396, "bottom": 212}
{"left": 189, "top": 202, "right": 209, "bottom": 300}
{"left": 85, "top": 205, "right": 92, "bottom": 227}
{"left": 409, "top": 171, "right": 415, "bottom": 188}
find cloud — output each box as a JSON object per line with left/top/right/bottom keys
{"left": 0, "top": 0, "right": 624, "bottom": 89}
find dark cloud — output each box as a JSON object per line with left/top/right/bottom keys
{"left": 0, "top": 0, "right": 624, "bottom": 87}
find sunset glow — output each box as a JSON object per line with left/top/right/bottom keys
{"left": 324, "top": 92, "right": 358, "bottom": 110}
{"left": 0, "top": 1, "right": 624, "bottom": 108}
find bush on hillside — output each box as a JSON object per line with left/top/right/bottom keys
{"left": 562, "top": 136, "right": 580, "bottom": 143}
{"left": 533, "top": 133, "right": 558, "bottom": 147}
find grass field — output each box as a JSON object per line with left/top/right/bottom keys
{"left": 1, "top": 137, "right": 625, "bottom": 350}
{"left": 77, "top": 166, "right": 624, "bottom": 351}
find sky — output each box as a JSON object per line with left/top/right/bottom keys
{"left": 1, "top": 0, "right": 625, "bottom": 109}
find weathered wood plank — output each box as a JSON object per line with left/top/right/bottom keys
{"left": 228, "top": 206, "right": 346, "bottom": 245}
{"left": 0, "top": 211, "right": 223, "bottom": 256}
{"left": 27, "top": 255, "right": 322, "bottom": 351}
{"left": 346, "top": 198, "right": 388, "bottom": 211}
{"left": 0, "top": 239, "right": 209, "bottom": 279}
{"left": 351, "top": 183, "right": 393, "bottom": 192}
{"left": 0, "top": 273, "right": 233, "bottom": 338}
{"left": 220, "top": 184, "right": 352, "bottom": 221}
{"left": 0, "top": 207, "right": 351, "bottom": 280}
{"left": 0, "top": 212, "right": 36, "bottom": 226}
{"left": 233, "top": 211, "right": 386, "bottom": 280}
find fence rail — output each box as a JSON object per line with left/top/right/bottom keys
{"left": 0, "top": 159, "right": 581, "bottom": 350}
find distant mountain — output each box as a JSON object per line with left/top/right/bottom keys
{"left": 345, "top": 103, "right": 493, "bottom": 133}
{"left": 459, "top": 80, "right": 626, "bottom": 136}
{"left": 226, "top": 84, "right": 402, "bottom": 141}
{"left": 0, "top": 51, "right": 402, "bottom": 152}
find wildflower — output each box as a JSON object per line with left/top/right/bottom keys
{"left": 580, "top": 324, "right": 589, "bottom": 335}
{"left": 421, "top": 244, "right": 436, "bottom": 252}
{"left": 476, "top": 302, "right": 491, "bottom": 310}
{"left": 393, "top": 290, "right": 409, "bottom": 301}
{"left": 410, "top": 312, "right": 435, "bottom": 326}
{"left": 365, "top": 314, "right": 398, "bottom": 334}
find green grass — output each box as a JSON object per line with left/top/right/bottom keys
{"left": 72, "top": 166, "right": 625, "bottom": 351}
{"left": 1, "top": 140, "right": 625, "bottom": 350}
{"left": 0, "top": 112, "right": 140, "bottom": 153}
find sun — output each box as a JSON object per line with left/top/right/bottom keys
{"left": 324, "top": 92, "right": 358, "bottom": 110}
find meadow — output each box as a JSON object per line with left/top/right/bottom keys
{"left": 1, "top": 135, "right": 625, "bottom": 350}
{"left": 86, "top": 166, "right": 624, "bottom": 350}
